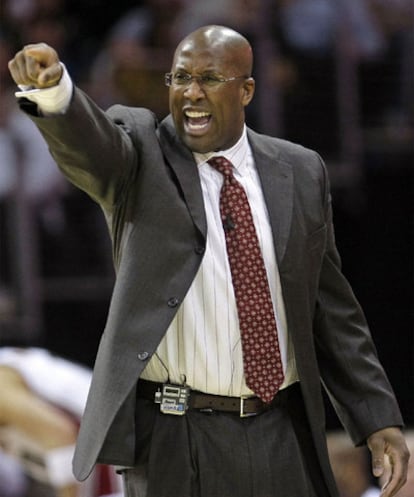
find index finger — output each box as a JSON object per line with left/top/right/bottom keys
{"left": 23, "top": 43, "right": 58, "bottom": 63}
{"left": 8, "top": 49, "right": 35, "bottom": 86}
{"left": 25, "top": 53, "right": 43, "bottom": 82}
{"left": 368, "top": 433, "right": 386, "bottom": 477}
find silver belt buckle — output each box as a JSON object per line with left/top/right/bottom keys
{"left": 240, "top": 395, "right": 258, "bottom": 418}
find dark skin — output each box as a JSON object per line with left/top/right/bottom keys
{"left": 7, "top": 25, "right": 410, "bottom": 497}
{"left": 169, "top": 25, "right": 255, "bottom": 153}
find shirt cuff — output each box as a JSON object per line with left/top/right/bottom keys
{"left": 15, "top": 63, "right": 73, "bottom": 115}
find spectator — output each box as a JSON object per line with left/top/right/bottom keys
{"left": 89, "top": 0, "right": 185, "bottom": 115}
{"left": 0, "top": 347, "right": 122, "bottom": 497}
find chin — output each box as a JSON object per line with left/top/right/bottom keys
{"left": 182, "top": 136, "right": 215, "bottom": 154}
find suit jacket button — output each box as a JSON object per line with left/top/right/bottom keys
{"left": 138, "top": 352, "right": 149, "bottom": 361}
{"left": 167, "top": 297, "right": 179, "bottom": 307}
{"left": 195, "top": 245, "right": 205, "bottom": 255}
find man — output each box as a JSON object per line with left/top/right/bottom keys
{"left": 8, "top": 25, "right": 409, "bottom": 497}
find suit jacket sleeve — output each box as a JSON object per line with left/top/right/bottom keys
{"left": 18, "top": 87, "right": 145, "bottom": 212}
{"left": 312, "top": 154, "right": 403, "bottom": 445}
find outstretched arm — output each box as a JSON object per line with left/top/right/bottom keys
{"left": 8, "top": 42, "right": 137, "bottom": 209}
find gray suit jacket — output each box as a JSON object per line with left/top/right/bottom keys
{"left": 24, "top": 88, "right": 403, "bottom": 494}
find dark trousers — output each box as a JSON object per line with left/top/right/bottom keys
{"left": 120, "top": 385, "right": 332, "bottom": 497}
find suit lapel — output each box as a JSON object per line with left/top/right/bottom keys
{"left": 156, "top": 118, "right": 293, "bottom": 264}
{"left": 248, "top": 129, "right": 293, "bottom": 267}
{"left": 157, "top": 116, "right": 207, "bottom": 238}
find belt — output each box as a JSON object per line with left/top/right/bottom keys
{"left": 137, "top": 379, "right": 299, "bottom": 418}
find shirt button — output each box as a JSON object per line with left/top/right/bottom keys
{"left": 167, "top": 297, "right": 179, "bottom": 307}
{"left": 138, "top": 351, "right": 149, "bottom": 361}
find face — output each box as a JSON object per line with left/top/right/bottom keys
{"left": 169, "top": 39, "right": 255, "bottom": 153}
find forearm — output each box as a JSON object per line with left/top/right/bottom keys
{"left": 314, "top": 220, "right": 403, "bottom": 443}
{"left": 12, "top": 59, "right": 136, "bottom": 208}
{"left": 20, "top": 86, "right": 137, "bottom": 209}
{"left": 15, "top": 63, "right": 73, "bottom": 115}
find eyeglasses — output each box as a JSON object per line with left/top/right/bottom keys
{"left": 165, "top": 72, "right": 249, "bottom": 88}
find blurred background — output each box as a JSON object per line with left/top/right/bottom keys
{"left": 0, "top": 0, "right": 413, "bottom": 495}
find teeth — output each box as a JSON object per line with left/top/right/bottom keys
{"left": 185, "top": 110, "right": 210, "bottom": 118}
{"left": 189, "top": 123, "right": 207, "bottom": 130}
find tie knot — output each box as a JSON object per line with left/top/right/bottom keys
{"left": 208, "top": 156, "right": 234, "bottom": 178}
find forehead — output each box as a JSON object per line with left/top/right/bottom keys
{"left": 172, "top": 41, "right": 237, "bottom": 73}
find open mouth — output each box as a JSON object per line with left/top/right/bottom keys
{"left": 184, "top": 110, "right": 212, "bottom": 134}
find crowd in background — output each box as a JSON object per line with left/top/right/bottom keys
{"left": 0, "top": 1, "right": 413, "bottom": 496}
{"left": 1, "top": 0, "right": 413, "bottom": 135}
{"left": 1, "top": 0, "right": 412, "bottom": 209}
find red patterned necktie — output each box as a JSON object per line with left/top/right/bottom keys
{"left": 208, "top": 156, "right": 284, "bottom": 403}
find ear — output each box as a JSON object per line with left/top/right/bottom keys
{"left": 241, "top": 77, "right": 255, "bottom": 106}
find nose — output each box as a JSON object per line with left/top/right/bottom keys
{"left": 183, "top": 78, "right": 205, "bottom": 100}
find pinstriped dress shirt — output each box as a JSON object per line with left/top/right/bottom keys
{"left": 141, "top": 127, "right": 298, "bottom": 396}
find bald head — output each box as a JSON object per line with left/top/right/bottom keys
{"left": 173, "top": 25, "right": 253, "bottom": 77}
{"left": 169, "top": 25, "right": 255, "bottom": 153}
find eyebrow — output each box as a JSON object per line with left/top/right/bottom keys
{"left": 173, "top": 68, "right": 224, "bottom": 76}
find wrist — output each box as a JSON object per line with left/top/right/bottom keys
{"left": 15, "top": 63, "right": 73, "bottom": 115}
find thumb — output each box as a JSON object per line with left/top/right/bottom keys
{"left": 37, "top": 62, "right": 63, "bottom": 86}
{"left": 368, "top": 435, "right": 386, "bottom": 477}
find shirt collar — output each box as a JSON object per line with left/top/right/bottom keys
{"left": 193, "top": 126, "right": 249, "bottom": 173}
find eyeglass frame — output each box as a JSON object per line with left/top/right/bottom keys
{"left": 164, "top": 72, "right": 250, "bottom": 88}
